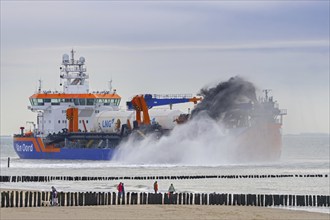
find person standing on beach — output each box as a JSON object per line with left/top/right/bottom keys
{"left": 168, "top": 183, "right": 175, "bottom": 194}
{"left": 51, "top": 186, "right": 58, "bottom": 206}
{"left": 117, "top": 182, "right": 123, "bottom": 199}
{"left": 168, "top": 183, "right": 175, "bottom": 204}
{"left": 154, "top": 181, "right": 158, "bottom": 194}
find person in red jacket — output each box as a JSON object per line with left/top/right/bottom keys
{"left": 154, "top": 181, "right": 158, "bottom": 194}
{"left": 117, "top": 182, "right": 123, "bottom": 199}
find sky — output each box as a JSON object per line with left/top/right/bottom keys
{"left": 0, "top": 1, "right": 329, "bottom": 135}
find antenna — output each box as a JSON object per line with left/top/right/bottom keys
{"left": 38, "top": 79, "right": 42, "bottom": 93}
{"left": 70, "top": 49, "right": 75, "bottom": 64}
{"left": 108, "top": 79, "right": 113, "bottom": 93}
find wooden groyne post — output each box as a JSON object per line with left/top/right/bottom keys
{"left": 0, "top": 191, "right": 329, "bottom": 208}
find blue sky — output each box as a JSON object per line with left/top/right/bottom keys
{"left": 1, "top": 1, "right": 329, "bottom": 135}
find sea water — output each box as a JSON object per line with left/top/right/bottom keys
{"left": 0, "top": 134, "right": 329, "bottom": 213}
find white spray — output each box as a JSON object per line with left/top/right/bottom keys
{"left": 113, "top": 76, "right": 281, "bottom": 165}
{"left": 113, "top": 112, "right": 239, "bottom": 165}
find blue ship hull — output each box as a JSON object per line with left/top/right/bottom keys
{"left": 13, "top": 137, "right": 116, "bottom": 160}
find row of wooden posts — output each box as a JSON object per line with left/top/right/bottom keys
{"left": 0, "top": 174, "right": 327, "bottom": 183}
{"left": 1, "top": 191, "right": 329, "bottom": 208}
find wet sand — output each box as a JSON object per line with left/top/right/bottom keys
{"left": 1, "top": 205, "right": 329, "bottom": 220}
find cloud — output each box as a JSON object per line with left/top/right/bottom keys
{"left": 36, "top": 39, "right": 329, "bottom": 52}
{"left": 2, "top": 1, "right": 328, "bottom": 49}
{"left": 1, "top": 1, "right": 329, "bottom": 135}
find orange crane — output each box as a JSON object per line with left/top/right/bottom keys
{"left": 128, "top": 94, "right": 202, "bottom": 126}
{"left": 130, "top": 95, "right": 151, "bottom": 125}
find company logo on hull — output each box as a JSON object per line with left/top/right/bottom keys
{"left": 102, "top": 118, "right": 115, "bottom": 128}
{"left": 15, "top": 142, "right": 34, "bottom": 152}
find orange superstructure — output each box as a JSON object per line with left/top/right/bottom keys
{"left": 30, "top": 93, "right": 121, "bottom": 99}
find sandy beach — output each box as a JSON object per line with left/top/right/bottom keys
{"left": 1, "top": 205, "right": 329, "bottom": 220}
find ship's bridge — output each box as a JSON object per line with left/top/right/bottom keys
{"left": 29, "top": 93, "right": 121, "bottom": 107}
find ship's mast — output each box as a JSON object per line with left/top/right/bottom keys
{"left": 60, "top": 49, "right": 89, "bottom": 93}
{"left": 108, "top": 79, "right": 113, "bottom": 93}
{"left": 262, "top": 89, "right": 272, "bottom": 102}
{"left": 71, "top": 49, "right": 75, "bottom": 64}
{"left": 38, "top": 79, "right": 42, "bottom": 93}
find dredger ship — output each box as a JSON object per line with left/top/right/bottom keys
{"left": 13, "top": 50, "right": 201, "bottom": 160}
{"left": 13, "top": 50, "right": 286, "bottom": 160}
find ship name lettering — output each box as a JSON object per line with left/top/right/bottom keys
{"left": 15, "top": 143, "right": 34, "bottom": 152}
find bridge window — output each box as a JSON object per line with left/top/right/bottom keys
{"left": 96, "top": 99, "right": 105, "bottom": 105}
{"left": 51, "top": 99, "right": 60, "bottom": 105}
{"left": 73, "top": 98, "right": 90, "bottom": 105}
{"left": 30, "top": 98, "right": 38, "bottom": 106}
{"left": 74, "top": 99, "right": 79, "bottom": 105}
{"left": 86, "top": 99, "right": 95, "bottom": 105}
{"left": 37, "top": 99, "right": 44, "bottom": 106}
{"left": 114, "top": 99, "right": 121, "bottom": 106}
{"left": 95, "top": 98, "right": 120, "bottom": 106}
{"left": 79, "top": 99, "right": 86, "bottom": 105}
